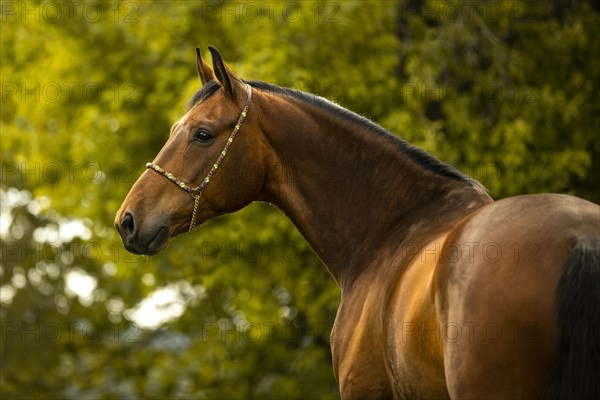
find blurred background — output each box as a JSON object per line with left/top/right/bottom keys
{"left": 1, "top": 1, "right": 598, "bottom": 398}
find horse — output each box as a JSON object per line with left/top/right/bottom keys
{"left": 115, "top": 46, "right": 600, "bottom": 399}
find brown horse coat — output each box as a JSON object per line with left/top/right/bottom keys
{"left": 116, "top": 47, "right": 600, "bottom": 399}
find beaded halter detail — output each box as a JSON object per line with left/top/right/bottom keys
{"left": 146, "top": 83, "right": 252, "bottom": 231}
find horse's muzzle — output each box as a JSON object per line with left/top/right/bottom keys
{"left": 115, "top": 212, "right": 169, "bottom": 255}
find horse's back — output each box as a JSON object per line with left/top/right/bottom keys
{"left": 436, "top": 194, "right": 599, "bottom": 398}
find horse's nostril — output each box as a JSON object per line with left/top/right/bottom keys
{"left": 121, "top": 212, "right": 135, "bottom": 237}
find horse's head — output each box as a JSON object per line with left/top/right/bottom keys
{"left": 115, "top": 46, "right": 270, "bottom": 255}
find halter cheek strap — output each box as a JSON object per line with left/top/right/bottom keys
{"left": 146, "top": 84, "right": 252, "bottom": 231}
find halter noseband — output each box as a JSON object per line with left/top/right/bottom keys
{"left": 146, "top": 84, "right": 252, "bottom": 231}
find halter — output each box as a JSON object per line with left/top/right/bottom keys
{"left": 146, "top": 83, "right": 252, "bottom": 231}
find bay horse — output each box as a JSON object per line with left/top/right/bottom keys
{"left": 115, "top": 46, "right": 600, "bottom": 399}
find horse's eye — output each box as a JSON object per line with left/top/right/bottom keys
{"left": 193, "top": 129, "right": 214, "bottom": 143}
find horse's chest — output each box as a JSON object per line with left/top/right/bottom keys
{"left": 331, "top": 309, "right": 394, "bottom": 399}
{"left": 332, "top": 305, "right": 448, "bottom": 399}
{"left": 331, "top": 254, "right": 450, "bottom": 399}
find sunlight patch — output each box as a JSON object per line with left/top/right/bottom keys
{"left": 64, "top": 268, "right": 98, "bottom": 306}
{"left": 33, "top": 218, "right": 92, "bottom": 244}
{"left": 124, "top": 281, "right": 207, "bottom": 330}
{"left": 0, "top": 285, "right": 16, "bottom": 305}
{"left": 124, "top": 286, "right": 186, "bottom": 330}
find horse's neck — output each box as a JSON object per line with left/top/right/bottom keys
{"left": 255, "top": 90, "right": 490, "bottom": 290}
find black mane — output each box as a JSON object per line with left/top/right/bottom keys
{"left": 246, "top": 80, "right": 477, "bottom": 185}
{"left": 186, "top": 80, "right": 221, "bottom": 110}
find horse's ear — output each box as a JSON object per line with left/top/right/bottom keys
{"left": 195, "top": 47, "right": 214, "bottom": 85}
{"left": 208, "top": 45, "right": 239, "bottom": 99}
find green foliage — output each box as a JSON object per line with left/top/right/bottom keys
{"left": 1, "top": 1, "right": 598, "bottom": 398}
